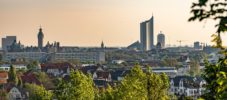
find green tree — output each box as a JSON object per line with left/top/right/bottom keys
{"left": 162, "top": 58, "right": 178, "bottom": 67}
{"left": 189, "top": 60, "right": 200, "bottom": 76}
{"left": 55, "top": 70, "right": 95, "bottom": 100}
{"left": 35, "top": 72, "right": 54, "bottom": 89}
{"left": 189, "top": 0, "right": 227, "bottom": 99}
{"left": 25, "top": 83, "right": 53, "bottom": 100}
{"left": 146, "top": 67, "right": 170, "bottom": 100}
{"left": 27, "top": 60, "right": 39, "bottom": 70}
{"left": 17, "top": 76, "right": 23, "bottom": 88}
{"left": 116, "top": 65, "right": 170, "bottom": 100}
{"left": 116, "top": 65, "right": 147, "bottom": 99}
{"left": 8, "top": 65, "right": 18, "bottom": 85}
{"left": 95, "top": 84, "right": 115, "bottom": 100}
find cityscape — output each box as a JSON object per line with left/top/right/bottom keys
{"left": 0, "top": 0, "right": 227, "bottom": 100}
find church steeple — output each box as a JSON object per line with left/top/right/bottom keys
{"left": 38, "top": 26, "right": 44, "bottom": 49}
{"left": 101, "top": 41, "right": 104, "bottom": 49}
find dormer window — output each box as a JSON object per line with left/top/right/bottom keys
{"left": 93, "top": 72, "right": 97, "bottom": 79}
{"left": 170, "top": 80, "right": 174, "bottom": 86}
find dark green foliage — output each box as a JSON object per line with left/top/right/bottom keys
{"left": 201, "top": 57, "right": 227, "bottom": 99}
{"left": 0, "top": 54, "right": 2, "bottom": 62}
{"left": 27, "top": 60, "right": 39, "bottom": 70}
{"left": 17, "top": 76, "right": 23, "bottom": 88}
{"left": 8, "top": 65, "right": 18, "bottom": 85}
{"left": 0, "top": 90, "right": 8, "bottom": 100}
{"left": 189, "top": 0, "right": 227, "bottom": 99}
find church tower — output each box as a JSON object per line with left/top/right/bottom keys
{"left": 38, "top": 27, "right": 44, "bottom": 49}
{"left": 101, "top": 41, "right": 104, "bottom": 49}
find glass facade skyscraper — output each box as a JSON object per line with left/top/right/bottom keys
{"left": 140, "top": 16, "right": 154, "bottom": 51}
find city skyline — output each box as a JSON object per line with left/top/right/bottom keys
{"left": 1, "top": 0, "right": 227, "bottom": 47}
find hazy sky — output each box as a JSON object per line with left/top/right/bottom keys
{"left": 0, "top": 0, "right": 226, "bottom": 47}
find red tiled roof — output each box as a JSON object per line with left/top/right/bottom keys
{"left": 0, "top": 71, "right": 8, "bottom": 84}
{"left": 0, "top": 71, "right": 8, "bottom": 78}
{"left": 41, "top": 62, "right": 74, "bottom": 70}
{"left": 0, "top": 80, "right": 7, "bottom": 84}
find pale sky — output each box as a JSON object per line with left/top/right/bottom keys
{"left": 0, "top": 0, "right": 226, "bottom": 47}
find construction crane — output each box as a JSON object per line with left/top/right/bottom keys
{"left": 177, "top": 40, "right": 185, "bottom": 47}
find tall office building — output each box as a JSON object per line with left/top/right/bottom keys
{"left": 2, "top": 36, "right": 17, "bottom": 51}
{"left": 140, "top": 16, "right": 154, "bottom": 51}
{"left": 38, "top": 27, "right": 44, "bottom": 49}
{"left": 194, "top": 41, "right": 201, "bottom": 50}
{"left": 157, "top": 31, "right": 165, "bottom": 49}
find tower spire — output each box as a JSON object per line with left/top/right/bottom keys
{"left": 101, "top": 40, "right": 104, "bottom": 49}
{"left": 38, "top": 26, "right": 44, "bottom": 49}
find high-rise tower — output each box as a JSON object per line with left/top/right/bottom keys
{"left": 38, "top": 27, "right": 44, "bottom": 49}
{"left": 2, "top": 36, "right": 17, "bottom": 51}
{"left": 140, "top": 16, "right": 154, "bottom": 51}
{"left": 157, "top": 31, "right": 165, "bottom": 49}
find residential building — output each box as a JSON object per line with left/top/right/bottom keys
{"left": 2, "top": 51, "right": 105, "bottom": 63}
{"left": 110, "top": 69, "right": 130, "bottom": 81}
{"left": 0, "top": 64, "right": 27, "bottom": 71}
{"left": 41, "top": 62, "right": 74, "bottom": 77}
{"left": 92, "top": 67, "right": 112, "bottom": 82}
{"left": 169, "top": 76, "right": 206, "bottom": 99}
{"left": 80, "top": 65, "right": 112, "bottom": 88}
{"left": 140, "top": 16, "right": 154, "bottom": 51}
{"left": 51, "top": 52, "right": 105, "bottom": 63}
{"left": 3, "top": 52, "right": 46, "bottom": 62}
{"left": 151, "top": 67, "right": 177, "bottom": 78}
{"left": 8, "top": 87, "right": 23, "bottom": 100}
